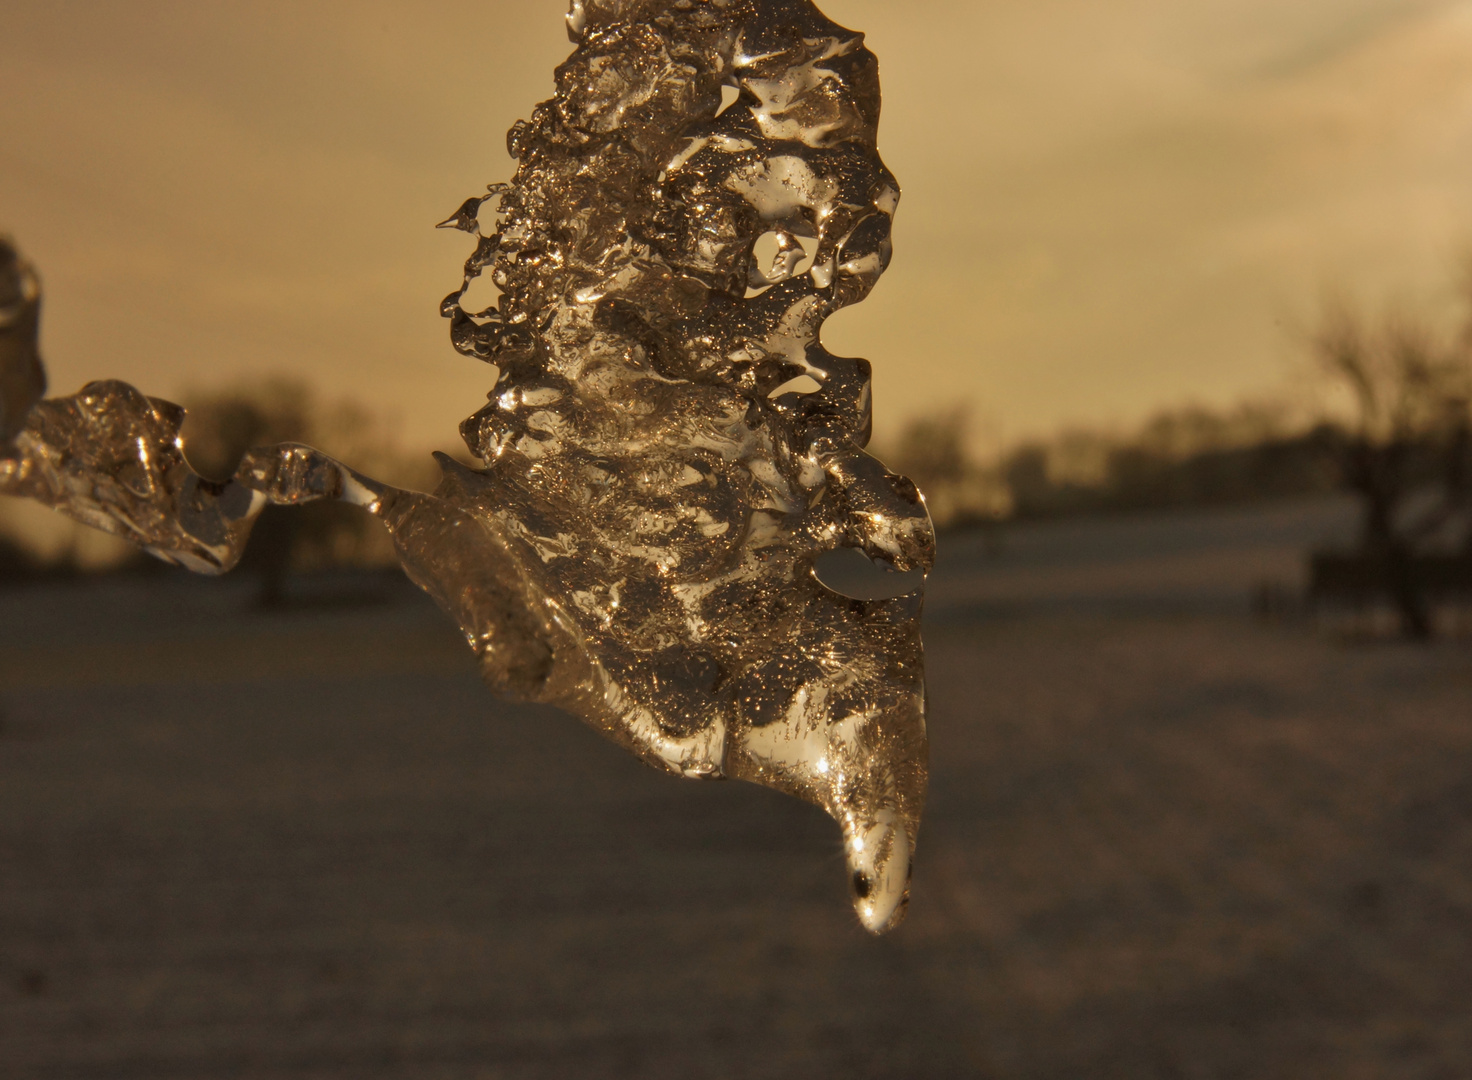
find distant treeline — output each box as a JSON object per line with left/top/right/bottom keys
{"left": 879, "top": 402, "right": 1346, "bottom": 528}
{"left": 0, "top": 388, "right": 1375, "bottom": 576}
{"left": 3, "top": 337, "right": 1467, "bottom": 600}
{"left": 882, "top": 274, "right": 1472, "bottom": 642}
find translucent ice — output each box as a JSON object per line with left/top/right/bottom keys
{"left": 0, "top": 240, "right": 45, "bottom": 449}
{"left": 0, "top": 0, "right": 931, "bottom": 933}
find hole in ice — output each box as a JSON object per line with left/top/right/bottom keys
{"left": 750, "top": 230, "right": 817, "bottom": 289}
{"left": 792, "top": 234, "right": 818, "bottom": 277}
{"left": 814, "top": 546, "right": 924, "bottom": 601}
{"left": 715, "top": 83, "right": 740, "bottom": 117}
{"left": 458, "top": 273, "right": 502, "bottom": 318}
{"left": 768, "top": 375, "right": 820, "bottom": 398}
{"left": 751, "top": 231, "right": 784, "bottom": 279}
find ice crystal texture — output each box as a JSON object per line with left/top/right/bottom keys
{"left": 0, "top": 0, "right": 931, "bottom": 933}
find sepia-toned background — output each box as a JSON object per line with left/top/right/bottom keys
{"left": 4, "top": 1, "right": 1472, "bottom": 449}
{"left": 3, "top": 3, "right": 1471, "bottom": 1078}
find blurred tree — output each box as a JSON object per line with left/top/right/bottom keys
{"left": 1002, "top": 443, "right": 1053, "bottom": 518}
{"left": 992, "top": 401, "right": 1332, "bottom": 521}
{"left": 180, "top": 380, "right": 311, "bottom": 482}
{"left": 886, "top": 409, "right": 1011, "bottom": 527}
{"left": 181, "top": 381, "right": 433, "bottom": 604}
{"left": 1313, "top": 299, "right": 1472, "bottom": 638}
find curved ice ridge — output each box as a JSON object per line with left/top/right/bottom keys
{"left": 0, "top": 0, "right": 931, "bottom": 933}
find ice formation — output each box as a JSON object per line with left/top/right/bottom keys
{"left": 0, "top": 0, "right": 932, "bottom": 933}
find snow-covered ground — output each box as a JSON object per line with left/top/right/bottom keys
{"left": 1, "top": 496, "right": 1468, "bottom": 1078}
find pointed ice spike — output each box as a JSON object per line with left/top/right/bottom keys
{"left": 435, "top": 195, "right": 488, "bottom": 233}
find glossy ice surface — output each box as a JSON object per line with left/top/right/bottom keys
{"left": 0, "top": 0, "right": 930, "bottom": 933}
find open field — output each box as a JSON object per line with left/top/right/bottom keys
{"left": 1, "top": 498, "right": 1469, "bottom": 1078}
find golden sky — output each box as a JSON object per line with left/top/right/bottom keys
{"left": 3, "top": 0, "right": 1471, "bottom": 452}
